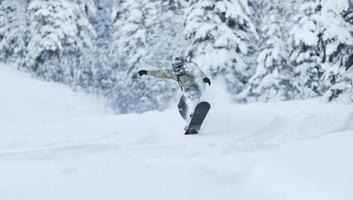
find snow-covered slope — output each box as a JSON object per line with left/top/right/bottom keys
{"left": 1, "top": 64, "right": 353, "bottom": 200}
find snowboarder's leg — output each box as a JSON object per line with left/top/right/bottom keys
{"left": 177, "top": 95, "right": 188, "bottom": 121}
{"left": 184, "top": 87, "right": 202, "bottom": 120}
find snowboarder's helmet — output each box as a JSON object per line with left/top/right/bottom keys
{"left": 172, "top": 57, "right": 184, "bottom": 68}
{"left": 172, "top": 57, "right": 185, "bottom": 75}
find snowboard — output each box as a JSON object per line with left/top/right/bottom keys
{"left": 185, "top": 101, "right": 211, "bottom": 135}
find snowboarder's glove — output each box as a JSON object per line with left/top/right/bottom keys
{"left": 203, "top": 77, "right": 211, "bottom": 86}
{"left": 138, "top": 70, "right": 147, "bottom": 76}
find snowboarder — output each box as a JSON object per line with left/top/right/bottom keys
{"left": 138, "top": 57, "right": 211, "bottom": 128}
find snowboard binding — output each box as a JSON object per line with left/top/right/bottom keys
{"left": 185, "top": 127, "right": 198, "bottom": 135}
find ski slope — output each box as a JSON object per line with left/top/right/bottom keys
{"left": 1, "top": 64, "right": 353, "bottom": 200}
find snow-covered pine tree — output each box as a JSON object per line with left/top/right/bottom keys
{"left": 183, "top": 0, "right": 258, "bottom": 96}
{"left": 290, "top": 0, "right": 353, "bottom": 101}
{"left": 319, "top": 0, "right": 353, "bottom": 102}
{"left": 110, "top": 0, "right": 177, "bottom": 113}
{"left": 75, "top": 0, "right": 116, "bottom": 96}
{"left": 25, "top": 0, "right": 96, "bottom": 84}
{"left": 0, "top": 0, "right": 29, "bottom": 64}
{"left": 69, "top": 0, "right": 97, "bottom": 92}
{"left": 243, "top": 1, "right": 297, "bottom": 102}
{"left": 91, "top": 0, "right": 115, "bottom": 96}
{"left": 143, "top": 0, "right": 186, "bottom": 68}
{"left": 289, "top": 0, "right": 325, "bottom": 99}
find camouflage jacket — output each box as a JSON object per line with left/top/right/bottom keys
{"left": 144, "top": 62, "right": 207, "bottom": 92}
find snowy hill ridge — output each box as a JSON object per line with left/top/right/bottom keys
{"left": 1, "top": 64, "right": 353, "bottom": 200}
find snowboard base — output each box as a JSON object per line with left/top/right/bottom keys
{"left": 184, "top": 101, "right": 210, "bottom": 135}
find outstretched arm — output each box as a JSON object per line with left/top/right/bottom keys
{"left": 138, "top": 69, "right": 176, "bottom": 80}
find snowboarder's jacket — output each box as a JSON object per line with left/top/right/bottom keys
{"left": 144, "top": 62, "right": 208, "bottom": 92}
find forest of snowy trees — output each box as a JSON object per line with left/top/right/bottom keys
{"left": 1, "top": 0, "right": 353, "bottom": 113}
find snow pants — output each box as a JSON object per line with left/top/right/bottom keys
{"left": 177, "top": 86, "right": 202, "bottom": 123}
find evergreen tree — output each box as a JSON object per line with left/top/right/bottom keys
{"left": 319, "top": 0, "right": 353, "bottom": 101}
{"left": 289, "top": 0, "right": 324, "bottom": 99}
{"left": 243, "top": 0, "right": 298, "bottom": 102}
{"left": 75, "top": 0, "right": 116, "bottom": 95}
{"left": 110, "top": 0, "right": 177, "bottom": 113}
{"left": 0, "top": 0, "right": 29, "bottom": 64}
{"left": 183, "top": 0, "right": 258, "bottom": 96}
{"left": 143, "top": 0, "right": 186, "bottom": 68}
{"left": 290, "top": 0, "right": 353, "bottom": 101}
{"left": 25, "top": 0, "right": 96, "bottom": 84}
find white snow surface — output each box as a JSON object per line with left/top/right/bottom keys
{"left": 1, "top": 64, "right": 353, "bottom": 200}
